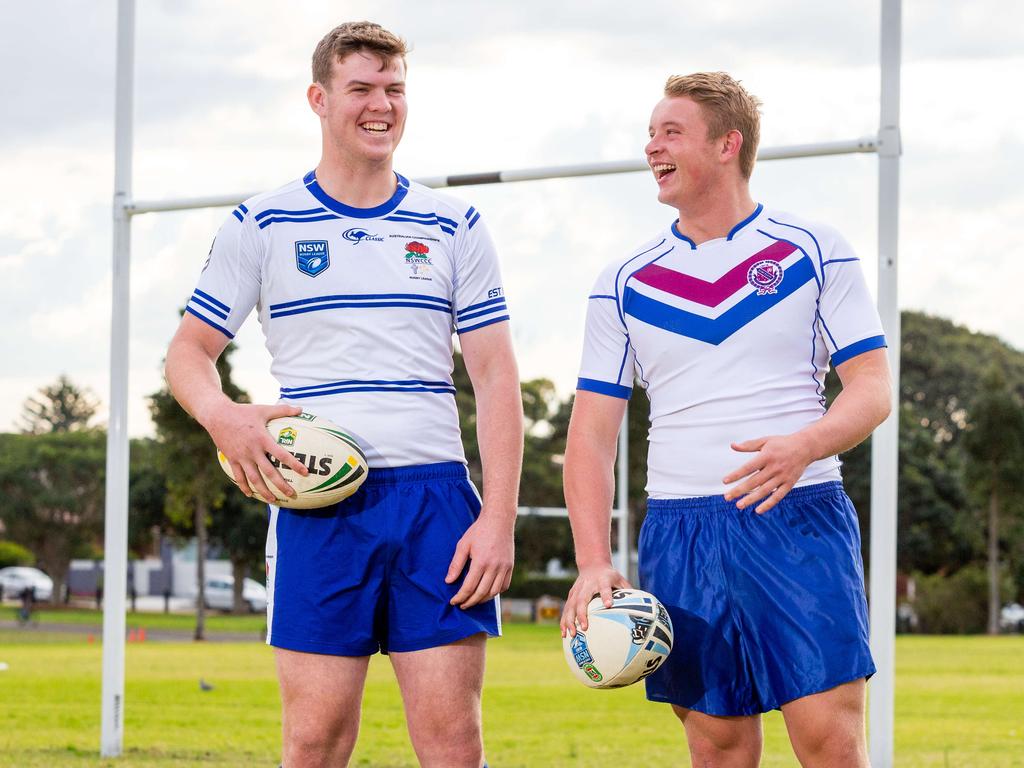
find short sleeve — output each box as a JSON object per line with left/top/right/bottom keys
{"left": 452, "top": 209, "right": 509, "bottom": 334}
{"left": 576, "top": 266, "right": 635, "bottom": 399}
{"left": 818, "top": 232, "right": 886, "bottom": 367}
{"left": 186, "top": 206, "right": 262, "bottom": 339}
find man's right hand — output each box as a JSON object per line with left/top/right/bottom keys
{"left": 560, "top": 563, "right": 632, "bottom": 638}
{"left": 203, "top": 401, "right": 309, "bottom": 502}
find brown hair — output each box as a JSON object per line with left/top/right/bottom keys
{"left": 311, "top": 21, "right": 408, "bottom": 86}
{"left": 664, "top": 72, "right": 762, "bottom": 179}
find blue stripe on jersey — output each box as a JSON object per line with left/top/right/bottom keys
{"left": 238, "top": 203, "right": 248, "bottom": 213}
{"left": 457, "top": 315, "right": 509, "bottom": 334}
{"left": 767, "top": 216, "right": 825, "bottom": 273}
{"left": 185, "top": 306, "right": 234, "bottom": 339}
{"left": 464, "top": 206, "right": 476, "bottom": 221}
{"left": 831, "top": 335, "right": 887, "bottom": 367}
{"left": 467, "top": 212, "right": 481, "bottom": 230}
{"left": 623, "top": 257, "right": 816, "bottom": 345}
{"left": 189, "top": 295, "right": 228, "bottom": 320}
{"left": 577, "top": 377, "right": 631, "bottom": 399}
{"left": 822, "top": 257, "right": 859, "bottom": 266}
{"left": 614, "top": 240, "right": 669, "bottom": 327}
{"left": 457, "top": 297, "right": 506, "bottom": 317}
{"left": 232, "top": 209, "right": 244, "bottom": 222}
{"left": 457, "top": 304, "right": 508, "bottom": 323}
{"left": 193, "top": 288, "right": 230, "bottom": 313}
{"left": 271, "top": 302, "right": 454, "bottom": 319}
{"left": 280, "top": 383, "right": 457, "bottom": 399}
{"left": 436, "top": 214, "right": 458, "bottom": 229}
{"left": 384, "top": 215, "right": 456, "bottom": 236}
{"left": 269, "top": 293, "right": 452, "bottom": 311}
{"left": 281, "top": 378, "right": 453, "bottom": 393}
{"left": 258, "top": 214, "right": 343, "bottom": 229}
{"left": 670, "top": 222, "right": 697, "bottom": 249}
{"left": 589, "top": 294, "right": 616, "bottom": 300}
{"left": 254, "top": 207, "right": 328, "bottom": 221}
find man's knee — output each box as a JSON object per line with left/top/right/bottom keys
{"left": 411, "top": 708, "right": 482, "bottom": 760}
{"left": 673, "top": 706, "right": 762, "bottom": 766}
{"left": 283, "top": 708, "right": 361, "bottom": 766}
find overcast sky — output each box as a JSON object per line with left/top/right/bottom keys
{"left": 1, "top": 0, "right": 1021, "bottom": 437}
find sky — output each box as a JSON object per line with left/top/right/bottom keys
{"left": 1, "top": 0, "right": 1021, "bottom": 437}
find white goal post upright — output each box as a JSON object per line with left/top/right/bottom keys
{"left": 102, "top": 0, "right": 901, "bottom": 761}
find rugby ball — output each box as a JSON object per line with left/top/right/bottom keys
{"left": 563, "top": 588, "right": 673, "bottom": 689}
{"left": 217, "top": 413, "right": 368, "bottom": 509}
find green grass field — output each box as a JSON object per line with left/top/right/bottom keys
{"left": 0, "top": 624, "right": 1021, "bottom": 767}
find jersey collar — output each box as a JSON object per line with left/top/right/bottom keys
{"left": 671, "top": 203, "right": 764, "bottom": 249}
{"left": 303, "top": 170, "right": 410, "bottom": 218}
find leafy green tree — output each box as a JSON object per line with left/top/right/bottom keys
{"left": 128, "top": 438, "right": 168, "bottom": 558}
{"left": 0, "top": 540, "right": 35, "bottom": 568}
{"left": 963, "top": 363, "right": 1024, "bottom": 634}
{"left": 150, "top": 341, "right": 249, "bottom": 639}
{"left": 0, "top": 431, "right": 106, "bottom": 601}
{"left": 19, "top": 375, "right": 99, "bottom": 434}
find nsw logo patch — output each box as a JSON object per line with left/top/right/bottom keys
{"left": 295, "top": 240, "right": 330, "bottom": 277}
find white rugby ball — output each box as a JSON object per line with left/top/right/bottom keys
{"left": 563, "top": 588, "right": 674, "bottom": 689}
{"left": 217, "top": 413, "right": 368, "bottom": 509}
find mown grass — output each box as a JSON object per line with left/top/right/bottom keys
{"left": 0, "top": 627, "right": 1020, "bottom": 767}
{"left": 0, "top": 606, "right": 266, "bottom": 634}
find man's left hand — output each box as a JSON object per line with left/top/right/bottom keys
{"left": 446, "top": 512, "right": 515, "bottom": 609}
{"left": 723, "top": 433, "right": 816, "bottom": 514}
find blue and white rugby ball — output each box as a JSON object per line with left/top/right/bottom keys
{"left": 563, "top": 588, "right": 674, "bottom": 689}
{"left": 217, "top": 413, "right": 368, "bottom": 509}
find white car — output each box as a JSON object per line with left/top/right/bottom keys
{"left": 0, "top": 566, "right": 54, "bottom": 602}
{"left": 202, "top": 575, "right": 267, "bottom": 613}
{"left": 1000, "top": 602, "right": 1024, "bottom": 632}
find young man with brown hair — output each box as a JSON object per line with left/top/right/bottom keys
{"left": 166, "top": 21, "right": 522, "bottom": 768}
{"left": 560, "top": 72, "right": 891, "bottom": 767}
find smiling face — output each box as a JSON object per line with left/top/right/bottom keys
{"left": 309, "top": 50, "right": 407, "bottom": 168}
{"left": 645, "top": 96, "right": 730, "bottom": 210}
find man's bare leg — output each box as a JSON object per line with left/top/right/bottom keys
{"left": 390, "top": 634, "right": 487, "bottom": 768}
{"left": 781, "top": 679, "right": 869, "bottom": 768}
{"left": 672, "top": 705, "right": 763, "bottom": 768}
{"left": 276, "top": 648, "right": 370, "bottom": 768}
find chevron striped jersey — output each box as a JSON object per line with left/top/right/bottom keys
{"left": 186, "top": 170, "right": 509, "bottom": 468}
{"left": 577, "top": 204, "right": 885, "bottom": 497}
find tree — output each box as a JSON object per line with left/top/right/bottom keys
{"left": 963, "top": 363, "right": 1024, "bottom": 634}
{"left": 19, "top": 375, "right": 99, "bottom": 434}
{"left": 150, "top": 340, "right": 250, "bottom": 639}
{"left": 0, "top": 431, "right": 106, "bottom": 602}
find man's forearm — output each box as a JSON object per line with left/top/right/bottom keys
{"left": 800, "top": 365, "right": 892, "bottom": 461}
{"left": 564, "top": 434, "right": 617, "bottom": 568}
{"left": 165, "top": 337, "right": 231, "bottom": 428}
{"left": 474, "top": 365, "right": 523, "bottom": 524}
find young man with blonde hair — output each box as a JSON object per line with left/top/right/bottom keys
{"left": 561, "top": 72, "right": 891, "bottom": 767}
{"left": 166, "top": 21, "right": 522, "bottom": 768}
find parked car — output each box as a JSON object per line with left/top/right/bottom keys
{"left": 0, "top": 566, "right": 54, "bottom": 602}
{"left": 202, "top": 575, "right": 267, "bottom": 613}
{"left": 1000, "top": 602, "right": 1024, "bottom": 632}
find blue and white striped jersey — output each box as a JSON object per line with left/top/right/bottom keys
{"left": 186, "top": 170, "right": 509, "bottom": 468}
{"left": 577, "top": 204, "right": 885, "bottom": 497}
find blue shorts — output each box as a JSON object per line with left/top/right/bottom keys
{"left": 639, "top": 481, "right": 874, "bottom": 716}
{"left": 265, "top": 462, "right": 501, "bottom": 655}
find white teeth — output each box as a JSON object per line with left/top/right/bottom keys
{"left": 361, "top": 122, "right": 388, "bottom": 132}
{"left": 652, "top": 164, "right": 676, "bottom": 173}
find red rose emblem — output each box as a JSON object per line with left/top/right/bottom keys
{"left": 406, "top": 241, "right": 429, "bottom": 255}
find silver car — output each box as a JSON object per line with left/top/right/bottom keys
{"left": 202, "top": 575, "right": 268, "bottom": 613}
{"left": 0, "top": 566, "right": 54, "bottom": 602}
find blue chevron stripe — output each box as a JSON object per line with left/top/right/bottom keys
{"left": 624, "top": 257, "right": 816, "bottom": 344}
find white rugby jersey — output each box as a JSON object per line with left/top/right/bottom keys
{"left": 186, "top": 171, "right": 509, "bottom": 468}
{"left": 578, "top": 204, "right": 885, "bottom": 498}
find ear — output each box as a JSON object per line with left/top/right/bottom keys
{"left": 307, "top": 82, "right": 327, "bottom": 118}
{"left": 719, "top": 129, "right": 744, "bottom": 166}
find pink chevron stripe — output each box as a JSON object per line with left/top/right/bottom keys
{"left": 633, "top": 239, "right": 798, "bottom": 307}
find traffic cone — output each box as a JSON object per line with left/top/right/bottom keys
{"left": 138, "top": 627, "right": 146, "bottom": 643}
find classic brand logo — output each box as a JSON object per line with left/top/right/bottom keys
{"left": 343, "top": 227, "right": 383, "bottom": 244}
{"left": 295, "top": 240, "right": 330, "bottom": 277}
{"left": 747, "top": 259, "right": 783, "bottom": 295}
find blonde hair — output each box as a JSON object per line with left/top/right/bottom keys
{"left": 664, "top": 72, "right": 762, "bottom": 179}
{"left": 312, "top": 21, "right": 408, "bottom": 86}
